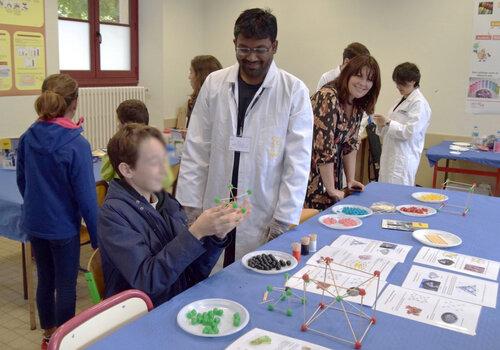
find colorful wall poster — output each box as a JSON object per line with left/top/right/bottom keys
{"left": 13, "top": 31, "right": 45, "bottom": 90}
{"left": 0, "top": 0, "right": 45, "bottom": 27}
{"left": 0, "top": 30, "right": 12, "bottom": 91}
{"left": 466, "top": 1, "right": 500, "bottom": 114}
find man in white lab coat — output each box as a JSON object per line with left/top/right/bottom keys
{"left": 176, "top": 8, "right": 313, "bottom": 266}
{"left": 316, "top": 42, "right": 370, "bottom": 91}
{"left": 373, "top": 62, "right": 431, "bottom": 185}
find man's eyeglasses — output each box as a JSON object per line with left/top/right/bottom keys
{"left": 235, "top": 47, "right": 271, "bottom": 56}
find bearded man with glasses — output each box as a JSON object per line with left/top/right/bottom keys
{"left": 177, "top": 8, "right": 313, "bottom": 267}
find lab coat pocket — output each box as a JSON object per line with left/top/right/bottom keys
{"left": 258, "top": 125, "right": 286, "bottom": 162}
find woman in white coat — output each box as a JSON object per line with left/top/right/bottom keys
{"left": 373, "top": 62, "right": 431, "bottom": 186}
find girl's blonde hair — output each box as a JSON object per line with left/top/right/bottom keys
{"left": 35, "top": 74, "right": 79, "bottom": 120}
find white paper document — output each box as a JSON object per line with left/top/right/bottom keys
{"left": 414, "top": 247, "right": 500, "bottom": 281}
{"left": 402, "top": 265, "right": 498, "bottom": 308}
{"left": 225, "top": 327, "right": 330, "bottom": 350}
{"left": 307, "top": 245, "right": 397, "bottom": 281}
{"left": 330, "top": 234, "right": 413, "bottom": 263}
{"left": 286, "top": 264, "right": 386, "bottom": 307}
{"left": 377, "top": 284, "right": 482, "bottom": 336}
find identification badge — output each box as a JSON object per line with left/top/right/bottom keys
{"left": 229, "top": 136, "right": 251, "bottom": 153}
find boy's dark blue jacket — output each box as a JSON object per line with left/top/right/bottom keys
{"left": 16, "top": 120, "right": 98, "bottom": 246}
{"left": 98, "top": 179, "right": 229, "bottom": 306}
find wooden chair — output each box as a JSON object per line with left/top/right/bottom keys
{"left": 48, "top": 290, "right": 153, "bottom": 350}
{"left": 299, "top": 208, "right": 320, "bottom": 224}
{"left": 85, "top": 248, "right": 104, "bottom": 304}
{"left": 80, "top": 181, "right": 108, "bottom": 246}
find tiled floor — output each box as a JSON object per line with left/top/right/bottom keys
{"left": 0, "top": 237, "right": 94, "bottom": 349}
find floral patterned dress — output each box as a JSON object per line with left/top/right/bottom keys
{"left": 305, "top": 83, "right": 364, "bottom": 210}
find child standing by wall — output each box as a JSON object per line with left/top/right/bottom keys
{"left": 16, "top": 74, "right": 98, "bottom": 349}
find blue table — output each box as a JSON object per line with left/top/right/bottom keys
{"left": 0, "top": 161, "right": 102, "bottom": 242}
{"left": 426, "top": 141, "right": 500, "bottom": 196}
{"left": 89, "top": 182, "right": 500, "bottom": 350}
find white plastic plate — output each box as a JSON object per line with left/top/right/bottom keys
{"left": 331, "top": 204, "right": 373, "bottom": 218}
{"left": 411, "top": 192, "right": 449, "bottom": 203}
{"left": 412, "top": 229, "right": 462, "bottom": 248}
{"left": 396, "top": 205, "right": 437, "bottom": 217}
{"left": 177, "top": 298, "right": 249, "bottom": 337}
{"left": 241, "top": 250, "right": 297, "bottom": 275}
{"left": 319, "top": 214, "right": 363, "bottom": 230}
{"left": 452, "top": 142, "right": 471, "bottom": 147}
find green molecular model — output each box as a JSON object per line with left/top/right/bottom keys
{"left": 213, "top": 184, "right": 252, "bottom": 213}
{"left": 261, "top": 274, "right": 305, "bottom": 317}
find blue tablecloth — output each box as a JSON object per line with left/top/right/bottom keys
{"left": 427, "top": 141, "right": 500, "bottom": 168}
{"left": 89, "top": 182, "right": 500, "bottom": 350}
{"left": 0, "top": 161, "right": 102, "bottom": 242}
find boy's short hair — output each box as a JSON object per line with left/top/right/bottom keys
{"left": 116, "top": 99, "right": 149, "bottom": 125}
{"left": 107, "top": 123, "right": 165, "bottom": 178}
{"left": 392, "top": 62, "right": 421, "bottom": 88}
{"left": 343, "top": 42, "right": 370, "bottom": 61}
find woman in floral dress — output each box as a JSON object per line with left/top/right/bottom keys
{"left": 306, "top": 55, "right": 381, "bottom": 210}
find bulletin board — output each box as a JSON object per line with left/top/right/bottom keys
{"left": 0, "top": 0, "right": 46, "bottom": 96}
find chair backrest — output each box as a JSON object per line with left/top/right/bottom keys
{"left": 86, "top": 248, "right": 105, "bottom": 303}
{"left": 95, "top": 180, "right": 108, "bottom": 207}
{"left": 299, "top": 208, "right": 320, "bottom": 224}
{"left": 48, "top": 290, "right": 153, "bottom": 350}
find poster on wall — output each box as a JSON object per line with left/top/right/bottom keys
{"left": 0, "top": 0, "right": 46, "bottom": 96}
{"left": 0, "top": 30, "right": 13, "bottom": 91}
{"left": 466, "top": 1, "right": 500, "bottom": 114}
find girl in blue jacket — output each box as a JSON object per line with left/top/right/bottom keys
{"left": 16, "top": 74, "right": 98, "bottom": 348}
{"left": 98, "top": 124, "right": 249, "bottom": 306}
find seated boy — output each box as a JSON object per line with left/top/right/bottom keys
{"left": 100, "top": 99, "right": 174, "bottom": 190}
{"left": 98, "top": 124, "right": 249, "bottom": 306}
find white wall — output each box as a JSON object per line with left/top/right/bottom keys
{"left": 201, "top": 0, "right": 498, "bottom": 137}
{"left": 139, "top": 0, "right": 205, "bottom": 128}
{"left": 1, "top": 0, "right": 498, "bottom": 139}
{"left": 0, "top": 0, "right": 59, "bottom": 137}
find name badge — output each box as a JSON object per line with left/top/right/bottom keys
{"left": 229, "top": 136, "right": 251, "bottom": 153}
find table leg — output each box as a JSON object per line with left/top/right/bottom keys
{"left": 495, "top": 169, "right": 500, "bottom": 197}
{"left": 432, "top": 161, "right": 439, "bottom": 188}
{"left": 444, "top": 159, "right": 450, "bottom": 183}
{"left": 24, "top": 242, "right": 36, "bottom": 330}
{"left": 21, "top": 243, "right": 27, "bottom": 300}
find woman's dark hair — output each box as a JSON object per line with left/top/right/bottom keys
{"left": 392, "top": 62, "right": 421, "bottom": 88}
{"left": 334, "top": 55, "right": 381, "bottom": 115}
{"left": 188, "top": 55, "right": 223, "bottom": 112}
{"left": 234, "top": 8, "right": 277, "bottom": 42}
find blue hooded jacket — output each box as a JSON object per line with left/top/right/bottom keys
{"left": 16, "top": 119, "right": 98, "bottom": 246}
{"left": 98, "top": 180, "right": 229, "bottom": 306}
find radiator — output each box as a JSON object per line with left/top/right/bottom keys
{"left": 76, "top": 86, "right": 146, "bottom": 149}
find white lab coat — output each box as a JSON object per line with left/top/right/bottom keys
{"left": 316, "top": 65, "right": 341, "bottom": 91}
{"left": 176, "top": 61, "right": 313, "bottom": 259}
{"left": 376, "top": 88, "right": 431, "bottom": 186}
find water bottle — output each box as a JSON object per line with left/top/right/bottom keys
{"left": 471, "top": 126, "right": 480, "bottom": 146}
{"left": 494, "top": 130, "right": 500, "bottom": 153}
